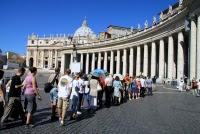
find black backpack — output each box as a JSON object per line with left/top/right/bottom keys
{"left": 44, "top": 73, "right": 59, "bottom": 93}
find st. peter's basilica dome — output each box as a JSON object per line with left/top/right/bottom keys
{"left": 73, "top": 19, "right": 96, "bottom": 39}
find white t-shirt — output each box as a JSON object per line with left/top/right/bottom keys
{"left": 84, "top": 81, "right": 90, "bottom": 94}
{"left": 70, "top": 79, "right": 80, "bottom": 99}
{"left": 58, "top": 75, "right": 72, "bottom": 98}
{"left": 140, "top": 78, "right": 146, "bottom": 87}
{"left": 105, "top": 77, "right": 113, "bottom": 86}
{"left": 78, "top": 78, "right": 84, "bottom": 94}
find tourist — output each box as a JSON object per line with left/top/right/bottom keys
{"left": 1, "top": 67, "right": 26, "bottom": 127}
{"left": 70, "top": 73, "right": 81, "bottom": 118}
{"left": 77, "top": 74, "right": 84, "bottom": 115}
{"left": 49, "top": 67, "right": 60, "bottom": 121}
{"left": 129, "top": 76, "right": 137, "bottom": 99}
{"left": 82, "top": 75, "right": 90, "bottom": 110}
{"left": 186, "top": 78, "right": 191, "bottom": 92}
{"left": 146, "top": 77, "right": 153, "bottom": 96}
{"left": 178, "top": 78, "right": 184, "bottom": 92}
{"left": 136, "top": 76, "right": 141, "bottom": 99}
{"left": 89, "top": 75, "right": 99, "bottom": 112}
{"left": 104, "top": 74, "right": 113, "bottom": 108}
{"left": 113, "top": 76, "right": 123, "bottom": 105}
{"left": 140, "top": 76, "right": 146, "bottom": 97}
{"left": 57, "top": 69, "right": 72, "bottom": 126}
{"left": 0, "top": 70, "right": 6, "bottom": 118}
{"left": 128, "top": 76, "right": 134, "bottom": 100}
{"left": 197, "top": 79, "right": 200, "bottom": 96}
{"left": 70, "top": 74, "right": 79, "bottom": 118}
{"left": 23, "top": 67, "right": 41, "bottom": 127}
{"left": 191, "top": 78, "right": 198, "bottom": 96}
{"left": 123, "top": 74, "right": 130, "bottom": 101}
{"left": 133, "top": 77, "right": 139, "bottom": 99}
{"left": 97, "top": 75, "right": 105, "bottom": 109}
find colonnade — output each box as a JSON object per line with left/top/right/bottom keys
{"left": 27, "top": 49, "right": 59, "bottom": 69}
{"left": 190, "top": 14, "right": 200, "bottom": 80}
{"left": 62, "top": 31, "right": 186, "bottom": 80}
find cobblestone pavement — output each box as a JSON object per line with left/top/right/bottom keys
{"left": 1, "top": 71, "right": 200, "bottom": 134}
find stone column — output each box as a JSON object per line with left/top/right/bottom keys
{"left": 151, "top": 42, "right": 156, "bottom": 78}
{"left": 34, "top": 50, "right": 37, "bottom": 67}
{"left": 26, "top": 50, "right": 29, "bottom": 67}
{"left": 98, "top": 52, "right": 101, "bottom": 69}
{"left": 86, "top": 53, "right": 89, "bottom": 74}
{"left": 116, "top": 50, "right": 120, "bottom": 74}
{"left": 197, "top": 15, "right": 200, "bottom": 79}
{"left": 110, "top": 51, "right": 114, "bottom": 74}
{"left": 159, "top": 39, "right": 165, "bottom": 78}
{"left": 61, "top": 53, "right": 65, "bottom": 75}
{"left": 129, "top": 48, "right": 134, "bottom": 76}
{"left": 92, "top": 53, "right": 95, "bottom": 71}
{"left": 177, "top": 32, "right": 184, "bottom": 79}
{"left": 80, "top": 53, "right": 83, "bottom": 70}
{"left": 136, "top": 46, "right": 141, "bottom": 76}
{"left": 48, "top": 50, "right": 53, "bottom": 68}
{"left": 70, "top": 53, "right": 73, "bottom": 69}
{"left": 190, "top": 18, "right": 197, "bottom": 80}
{"left": 123, "top": 49, "right": 127, "bottom": 76}
{"left": 54, "top": 50, "right": 58, "bottom": 68}
{"left": 41, "top": 50, "right": 44, "bottom": 68}
{"left": 103, "top": 52, "right": 108, "bottom": 71}
{"left": 143, "top": 44, "right": 148, "bottom": 77}
{"left": 168, "top": 36, "right": 174, "bottom": 79}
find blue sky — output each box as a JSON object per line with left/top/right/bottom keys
{"left": 0, "top": 0, "right": 177, "bottom": 55}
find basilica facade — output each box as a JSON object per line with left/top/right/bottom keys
{"left": 26, "top": 0, "right": 200, "bottom": 81}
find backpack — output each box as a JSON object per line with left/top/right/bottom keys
{"left": 130, "top": 80, "right": 136, "bottom": 89}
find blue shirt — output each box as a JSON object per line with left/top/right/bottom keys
{"left": 49, "top": 87, "right": 58, "bottom": 102}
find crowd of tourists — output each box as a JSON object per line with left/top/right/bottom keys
{"left": 44, "top": 67, "right": 155, "bottom": 126}
{"left": 0, "top": 67, "right": 200, "bottom": 128}
{"left": 177, "top": 77, "right": 200, "bottom": 96}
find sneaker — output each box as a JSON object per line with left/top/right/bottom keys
{"left": 60, "top": 120, "right": 64, "bottom": 126}
{"left": 29, "top": 124, "right": 34, "bottom": 128}
{"left": 77, "top": 111, "right": 82, "bottom": 115}
{"left": 25, "top": 124, "right": 34, "bottom": 128}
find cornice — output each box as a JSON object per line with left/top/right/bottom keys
{"left": 27, "top": 8, "right": 187, "bottom": 54}
{"left": 61, "top": 9, "right": 186, "bottom": 53}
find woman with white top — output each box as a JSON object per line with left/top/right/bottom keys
{"left": 197, "top": 79, "right": 200, "bottom": 96}
{"left": 77, "top": 74, "right": 84, "bottom": 115}
{"left": 70, "top": 74, "right": 80, "bottom": 119}
{"left": 82, "top": 75, "right": 90, "bottom": 110}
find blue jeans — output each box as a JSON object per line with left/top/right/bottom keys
{"left": 70, "top": 95, "right": 79, "bottom": 113}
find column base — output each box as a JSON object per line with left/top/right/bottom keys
{"left": 156, "top": 77, "right": 164, "bottom": 84}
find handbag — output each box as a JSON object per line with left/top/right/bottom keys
{"left": 44, "top": 73, "right": 59, "bottom": 93}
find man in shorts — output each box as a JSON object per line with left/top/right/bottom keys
{"left": 57, "top": 69, "right": 72, "bottom": 126}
